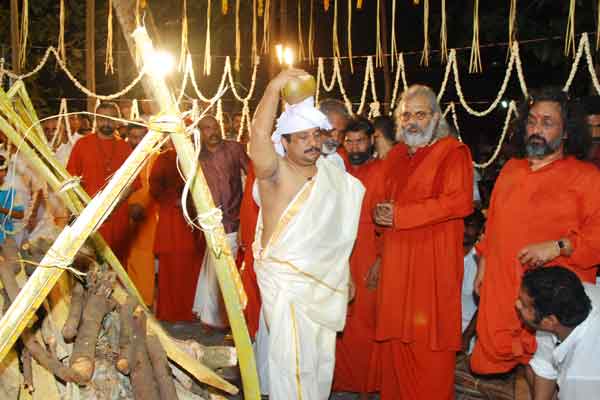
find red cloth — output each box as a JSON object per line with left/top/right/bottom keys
{"left": 374, "top": 137, "right": 473, "bottom": 398}
{"left": 379, "top": 339, "right": 456, "bottom": 400}
{"left": 471, "top": 157, "right": 600, "bottom": 374}
{"left": 237, "top": 163, "right": 261, "bottom": 339}
{"left": 333, "top": 159, "right": 384, "bottom": 393}
{"left": 67, "top": 133, "right": 139, "bottom": 262}
{"left": 337, "top": 146, "right": 352, "bottom": 170}
{"left": 150, "top": 149, "right": 205, "bottom": 322}
{"left": 198, "top": 140, "right": 249, "bottom": 233}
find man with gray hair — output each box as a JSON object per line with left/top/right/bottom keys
{"left": 319, "top": 98, "right": 351, "bottom": 169}
{"left": 372, "top": 84, "right": 473, "bottom": 399}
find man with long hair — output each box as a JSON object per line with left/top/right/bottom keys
{"left": 471, "top": 86, "right": 600, "bottom": 375}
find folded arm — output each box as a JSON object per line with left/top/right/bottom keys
{"left": 393, "top": 146, "right": 473, "bottom": 230}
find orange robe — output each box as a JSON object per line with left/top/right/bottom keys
{"left": 337, "top": 147, "right": 352, "bottom": 170}
{"left": 471, "top": 157, "right": 600, "bottom": 374}
{"left": 67, "top": 133, "right": 139, "bottom": 263}
{"left": 150, "top": 149, "right": 205, "bottom": 322}
{"left": 238, "top": 163, "right": 261, "bottom": 339}
{"left": 375, "top": 137, "right": 473, "bottom": 400}
{"left": 333, "top": 159, "right": 383, "bottom": 394}
{"left": 126, "top": 154, "right": 159, "bottom": 306}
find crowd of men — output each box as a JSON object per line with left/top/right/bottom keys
{"left": 2, "top": 73, "right": 600, "bottom": 400}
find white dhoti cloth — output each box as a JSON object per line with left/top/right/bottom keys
{"left": 253, "top": 157, "right": 364, "bottom": 400}
{"left": 193, "top": 231, "right": 239, "bottom": 328}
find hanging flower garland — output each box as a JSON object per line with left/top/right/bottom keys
{"left": 390, "top": 0, "right": 398, "bottom": 70}
{"left": 347, "top": 0, "right": 354, "bottom": 73}
{"left": 469, "top": 0, "right": 482, "bottom": 73}
{"left": 204, "top": 0, "right": 212, "bottom": 75}
{"left": 178, "top": 0, "right": 189, "bottom": 71}
{"left": 58, "top": 0, "right": 67, "bottom": 64}
{"left": 564, "top": 0, "right": 576, "bottom": 57}
{"left": 332, "top": 0, "right": 341, "bottom": 61}
{"left": 440, "top": 0, "right": 448, "bottom": 63}
{"left": 105, "top": 0, "right": 115, "bottom": 74}
{"left": 420, "top": 0, "right": 430, "bottom": 66}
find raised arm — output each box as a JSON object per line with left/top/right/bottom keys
{"left": 249, "top": 69, "right": 310, "bottom": 180}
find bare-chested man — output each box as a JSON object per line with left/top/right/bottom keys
{"left": 250, "top": 69, "right": 365, "bottom": 400}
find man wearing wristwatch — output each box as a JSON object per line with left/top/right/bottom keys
{"left": 470, "top": 87, "right": 600, "bottom": 376}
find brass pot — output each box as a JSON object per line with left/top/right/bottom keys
{"left": 281, "top": 74, "right": 316, "bottom": 105}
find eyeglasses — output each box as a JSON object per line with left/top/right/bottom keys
{"left": 399, "top": 111, "right": 433, "bottom": 122}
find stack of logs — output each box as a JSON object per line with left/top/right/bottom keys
{"left": 0, "top": 238, "right": 236, "bottom": 400}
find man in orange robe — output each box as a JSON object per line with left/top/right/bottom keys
{"left": 333, "top": 118, "right": 383, "bottom": 397}
{"left": 471, "top": 87, "right": 600, "bottom": 375}
{"left": 125, "top": 123, "right": 159, "bottom": 307}
{"left": 67, "top": 102, "right": 141, "bottom": 263}
{"left": 150, "top": 145, "right": 205, "bottom": 322}
{"left": 237, "top": 162, "right": 262, "bottom": 339}
{"left": 373, "top": 85, "right": 473, "bottom": 399}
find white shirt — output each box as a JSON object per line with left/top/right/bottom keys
{"left": 461, "top": 248, "right": 478, "bottom": 333}
{"left": 55, "top": 132, "right": 83, "bottom": 166}
{"left": 473, "top": 168, "right": 481, "bottom": 203}
{"left": 530, "top": 283, "right": 600, "bottom": 399}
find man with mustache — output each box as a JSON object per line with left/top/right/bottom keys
{"left": 470, "top": 87, "right": 600, "bottom": 377}
{"left": 333, "top": 117, "right": 383, "bottom": 398}
{"left": 192, "top": 115, "right": 249, "bottom": 330}
{"left": 372, "top": 84, "right": 473, "bottom": 399}
{"left": 250, "top": 70, "right": 364, "bottom": 399}
{"left": 517, "top": 267, "right": 600, "bottom": 400}
{"left": 319, "top": 98, "right": 351, "bottom": 170}
{"left": 67, "top": 102, "right": 141, "bottom": 263}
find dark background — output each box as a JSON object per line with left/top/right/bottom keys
{"left": 0, "top": 0, "right": 597, "bottom": 162}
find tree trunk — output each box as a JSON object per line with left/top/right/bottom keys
{"left": 379, "top": 0, "right": 392, "bottom": 114}
{"left": 10, "top": 0, "right": 19, "bottom": 74}
{"left": 86, "top": 0, "right": 96, "bottom": 112}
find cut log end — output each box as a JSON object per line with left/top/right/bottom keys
{"left": 70, "top": 357, "right": 94, "bottom": 383}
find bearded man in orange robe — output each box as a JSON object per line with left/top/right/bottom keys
{"left": 373, "top": 85, "right": 473, "bottom": 399}
{"left": 67, "top": 102, "right": 142, "bottom": 263}
{"left": 333, "top": 117, "right": 383, "bottom": 398}
{"left": 471, "top": 86, "right": 600, "bottom": 375}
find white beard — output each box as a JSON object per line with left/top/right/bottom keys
{"left": 400, "top": 119, "right": 436, "bottom": 149}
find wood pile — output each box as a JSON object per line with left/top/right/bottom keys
{"left": 0, "top": 238, "right": 237, "bottom": 400}
{"left": 454, "top": 353, "right": 515, "bottom": 400}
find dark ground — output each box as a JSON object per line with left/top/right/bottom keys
{"left": 162, "top": 321, "right": 378, "bottom": 400}
{"left": 162, "top": 321, "right": 522, "bottom": 400}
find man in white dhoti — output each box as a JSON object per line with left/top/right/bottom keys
{"left": 250, "top": 69, "right": 365, "bottom": 400}
{"left": 192, "top": 115, "right": 249, "bottom": 329}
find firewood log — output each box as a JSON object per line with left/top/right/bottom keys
{"left": 0, "top": 250, "right": 81, "bottom": 383}
{"left": 61, "top": 281, "right": 84, "bottom": 342}
{"left": 147, "top": 333, "right": 179, "bottom": 400}
{"left": 22, "top": 348, "right": 33, "bottom": 393}
{"left": 69, "top": 276, "right": 115, "bottom": 383}
{"left": 116, "top": 296, "right": 136, "bottom": 375}
{"left": 130, "top": 306, "right": 160, "bottom": 400}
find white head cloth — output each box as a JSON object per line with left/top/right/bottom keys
{"left": 272, "top": 96, "right": 332, "bottom": 156}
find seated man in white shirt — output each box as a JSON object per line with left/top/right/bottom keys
{"left": 516, "top": 266, "right": 600, "bottom": 400}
